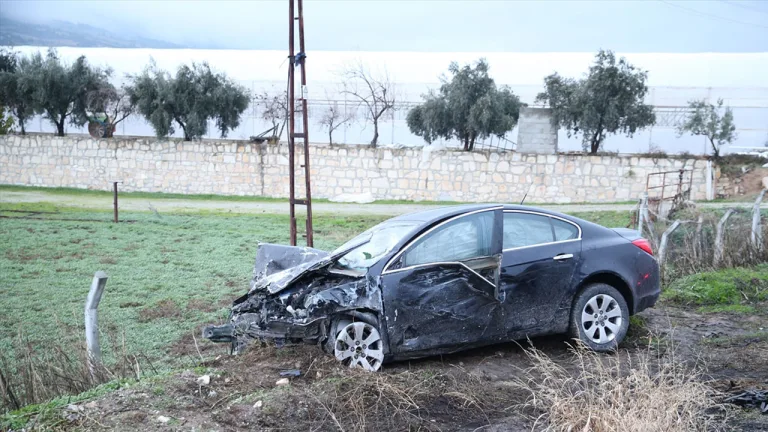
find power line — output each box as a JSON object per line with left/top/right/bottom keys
{"left": 719, "top": 0, "right": 768, "bottom": 16}
{"left": 659, "top": 0, "right": 768, "bottom": 30}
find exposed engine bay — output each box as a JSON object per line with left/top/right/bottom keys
{"left": 202, "top": 243, "right": 383, "bottom": 353}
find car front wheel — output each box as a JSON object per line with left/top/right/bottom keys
{"left": 569, "top": 283, "right": 629, "bottom": 351}
{"left": 333, "top": 321, "right": 384, "bottom": 371}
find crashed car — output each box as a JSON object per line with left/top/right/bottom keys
{"left": 203, "top": 204, "right": 660, "bottom": 371}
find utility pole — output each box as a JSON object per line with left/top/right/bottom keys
{"left": 288, "top": 0, "right": 314, "bottom": 247}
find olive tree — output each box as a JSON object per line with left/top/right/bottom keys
{"left": 406, "top": 59, "right": 523, "bottom": 151}
{"left": 27, "top": 49, "right": 113, "bottom": 136}
{"left": 535, "top": 50, "right": 655, "bottom": 154}
{"left": 0, "top": 49, "right": 38, "bottom": 135}
{"left": 676, "top": 98, "right": 736, "bottom": 159}
{"left": 127, "top": 62, "right": 249, "bottom": 141}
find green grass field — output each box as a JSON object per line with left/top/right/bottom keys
{"left": 0, "top": 204, "right": 389, "bottom": 371}
{"left": 0, "top": 199, "right": 638, "bottom": 379}
{"left": 0, "top": 202, "right": 633, "bottom": 373}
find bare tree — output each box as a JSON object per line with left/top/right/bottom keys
{"left": 340, "top": 61, "right": 396, "bottom": 147}
{"left": 319, "top": 99, "right": 355, "bottom": 144}
{"left": 254, "top": 90, "right": 290, "bottom": 141}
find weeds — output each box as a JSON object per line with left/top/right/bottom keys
{"left": 0, "top": 330, "right": 153, "bottom": 414}
{"left": 509, "top": 341, "right": 728, "bottom": 431}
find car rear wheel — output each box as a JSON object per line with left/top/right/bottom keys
{"left": 333, "top": 322, "right": 384, "bottom": 371}
{"left": 569, "top": 283, "right": 629, "bottom": 352}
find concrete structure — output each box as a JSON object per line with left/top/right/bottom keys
{"left": 0, "top": 134, "right": 711, "bottom": 204}
{"left": 516, "top": 108, "right": 558, "bottom": 154}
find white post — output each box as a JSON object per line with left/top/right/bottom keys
{"left": 85, "top": 271, "right": 108, "bottom": 378}
{"left": 658, "top": 220, "right": 682, "bottom": 267}
{"left": 706, "top": 160, "right": 714, "bottom": 201}
{"left": 751, "top": 189, "right": 766, "bottom": 250}
{"left": 638, "top": 193, "right": 647, "bottom": 234}
{"left": 714, "top": 209, "right": 735, "bottom": 267}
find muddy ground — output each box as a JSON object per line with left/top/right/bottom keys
{"left": 39, "top": 305, "right": 768, "bottom": 431}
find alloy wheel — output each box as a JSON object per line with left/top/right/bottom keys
{"left": 334, "top": 322, "right": 384, "bottom": 371}
{"left": 581, "top": 294, "right": 623, "bottom": 344}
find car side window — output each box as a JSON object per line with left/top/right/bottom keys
{"left": 503, "top": 212, "right": 554, "bottom": 249}
{"left": 403, "top": 211, "right": 494, "bottom": 267}
{"left": 552, "top": 218, "right": 579, "bottom": 241}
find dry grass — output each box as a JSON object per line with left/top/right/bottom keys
{"left": 657, "top": 211, "right": 768, "bottom": 283}
{"left": 509, "top": 342, "right": 728, "bottom": 432}
{"left": 247, "top": 358, "right": 523, "bottom": 431}
{"left": 0, "top": 331, "right": 153, "bottom": 413}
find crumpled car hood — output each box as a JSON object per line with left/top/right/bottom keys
{"left": 248, "top": 242, "right": 359, "bottom": 295}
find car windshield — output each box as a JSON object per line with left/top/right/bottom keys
{"left": 332, "top": 220, "right": 420, "bottom": 272}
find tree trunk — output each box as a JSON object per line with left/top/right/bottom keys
{"left": 371, "top": 120, "right": 379, "bottom": 147}
{"left": 176, "top": 120, "right": 189, "bottom": 141}
{"left": 463, "top": 135, "right": 469, "bottom": 151}
{"left": 710, "top": 138, "right": 720, "bottom": 159}
{"left": 19, "top": 120, "right": 25, "bottom": 135}
{"left": 469, "top": 136, "right": 476, "bottom": 151}
{"left": 590, "top": 132, "right": 601, "bottom": 154}
{"left": 56, "top": 118, "right": 65, "bottom": 137}
{"left": 329, "top": 129, "right": 333, "bottom": 145}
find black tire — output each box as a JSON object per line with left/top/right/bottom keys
{"left": 569, "top": 283, "right": 629, "bottom": 352}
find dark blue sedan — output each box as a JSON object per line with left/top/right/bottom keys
{"left": 204, "top": 204, "right": 660, "bottom": 371}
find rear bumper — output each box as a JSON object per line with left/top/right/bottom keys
{"left": 634, "top": 290, "right": 660, "bottom": 314}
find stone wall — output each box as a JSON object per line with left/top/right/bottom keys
{"left": 0, "top": 134, "right": 710, "bottom": 204}
{"left": 516, "top": 107, "right": 558, "bottom": 154}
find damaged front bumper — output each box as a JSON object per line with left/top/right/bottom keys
{"left": 203, "top": 243, "right": 383, "bottom": 353}
{"left": 202, "top": 316, "right": 329, "bottom": 346}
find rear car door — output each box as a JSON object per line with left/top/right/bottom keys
{"left": 499, "top": 211, "right": 582, "bottom": 332}
{"left": 380, "top": 209, "right": 505, "bottom": 354}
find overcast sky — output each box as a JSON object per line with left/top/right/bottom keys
{"left": 2, "top": 0, "right": 767, "bottom": 52}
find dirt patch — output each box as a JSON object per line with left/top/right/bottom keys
{"left": 4, "top": 248, "right": 41, "bottom": 263}
{"left": 186, "top": 298, "right": 220, "bottom": 313}
{"left": 137, "top": 300, "right": 183, "bottom": 323}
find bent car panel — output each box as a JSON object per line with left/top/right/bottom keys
{"left": 203, "top": 204, "right": 661, "bottom": 364}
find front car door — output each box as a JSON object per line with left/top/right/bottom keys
{"left": 380, "top": 209, "right": 505, "bottom": 356}
{"left": 499, "top": 211, "right": 582, "bottom": 334}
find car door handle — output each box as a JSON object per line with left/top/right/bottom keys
{"left": 553, "top": 254, "right": 573, "bottom": 261}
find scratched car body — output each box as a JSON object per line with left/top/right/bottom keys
{"left": 203, "top": 204, "right": 660, "bottom": 371}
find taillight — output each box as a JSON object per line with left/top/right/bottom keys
{"left": 632, "top": 238, "right": 653, "bottom": 256}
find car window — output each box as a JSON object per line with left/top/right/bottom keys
{"left": 503, "top": 212, "right": 554, "bottom": 249}
{"left": 552, "top": 218, "right": 579, "bottom": 241}
{"left": 403, "top": 211, "right": 494, "bottom": 267}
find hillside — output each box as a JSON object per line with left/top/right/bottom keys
{"left": 0, "top": 15, "right": 180, "bottom": 49}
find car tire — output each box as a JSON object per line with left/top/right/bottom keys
{"left": 328, "top": 320, "right": 384, "bottom": 372}
{"left": 569, "top": 283, "right": 629, "bottom": 352}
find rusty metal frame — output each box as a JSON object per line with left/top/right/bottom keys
{"left": 288, "top": 0, "right": 314, "bottom": 247}
{"left": 645, "top": 169, "right": 694, "bottom": 209}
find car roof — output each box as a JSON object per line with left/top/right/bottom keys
{"left": 388, "top": 203, "right": 588, "bottom": 226}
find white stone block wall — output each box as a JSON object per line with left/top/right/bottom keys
{"left": 0, "top": 134, "right": 711, "bottom": 203}
{"left": 516, "top": 107, "right": 558, "bottom": 155}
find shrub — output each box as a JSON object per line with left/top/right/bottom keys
{"left": 510, "top": 343, "right": 726, "bottom": 431}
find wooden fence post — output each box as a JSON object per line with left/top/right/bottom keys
{"left": 85, "top": 271, "right": 108, "bottom": 379}
{"left": 714, "top": 209, "right": 735, "bottom": 268}
{"left": 751, "top": 189, "right": 766, "bottom": 251}
{"left": 658, "top": 220, "right": 682, "bottom": 267}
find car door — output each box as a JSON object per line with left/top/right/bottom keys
{"left": 499, "top": 211, "right": 581, "bottom": 332}
{"left": 380, "top": 209, "right": 505, "bottom": 354}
